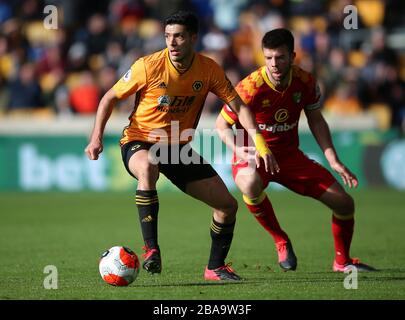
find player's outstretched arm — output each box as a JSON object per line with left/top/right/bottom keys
{"left": 305, "top": 108, "right": 358, "bottom": 188}
{"left": 85, "top": 88, "right": 118, "bottom": 160}
{"left": 226, "top": 97, "right": 280, "bottom": 174}
{"left": 216, "top": 113, "right": 256, "bottom": 162}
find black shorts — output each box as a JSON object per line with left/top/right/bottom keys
{"left": 121, "top": 140, "right": 218, "bottom": 192}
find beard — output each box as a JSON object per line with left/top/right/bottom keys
{"left": 269, "top": 63, "right": 292, "bottom": 87}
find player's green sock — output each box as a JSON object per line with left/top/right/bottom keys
{"left": 136, "top": 190, "right": 159, "bottom": 249}
{"left": 208, "top": 218, "right": 235, "bottom": 269}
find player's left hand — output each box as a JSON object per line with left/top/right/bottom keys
{"left": 255, "top": 151, "right": 280, "bottom": 175}
{"left": 85, "top": 139, "right": 103, "bottom": 160}
{"left": 330, "top": 161, "right": 358, "bottom": 188}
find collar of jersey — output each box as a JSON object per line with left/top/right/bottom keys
{"left": 166, "top": 48, "right": 195, "bottom": 75}
{"left": 261, "top": 66, "right": 292, "bottom": 93}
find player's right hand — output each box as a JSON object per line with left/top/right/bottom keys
{"left": 253, "top": 133, "right": 280, "bottom": 174}
{"left": 85, "top": 140, "right": 103, "bottom": 160}
{"left": 330, "top": 161, "right": 358, "bottom": 188}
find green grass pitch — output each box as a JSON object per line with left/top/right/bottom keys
{"left": 0, "top": 188, "right": 404, "bottom": 300}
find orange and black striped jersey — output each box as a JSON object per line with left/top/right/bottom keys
{"left": 221, "top": 65, "right": 321, "bottom": 151}
{"left": 113, "top": 48, "right": 237, "bottom": 145}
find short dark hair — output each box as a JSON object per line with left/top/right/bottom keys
{"left": 262, "top": 28, "right": 294, "bottom": 54}
{"left": 164, "top": 11, "right": 199, "bottom": 35}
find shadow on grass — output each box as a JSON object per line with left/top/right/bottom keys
{"left": 135, "top": 268, "right": 405, "bottom": 288}
{"left": 136, "top": 281, "right": 247, "bottom": 288}
{"left": 302, "top": 268, "right": 405, "bottom": 275}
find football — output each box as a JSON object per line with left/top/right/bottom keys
{"left": 99, "top": 246, "right": 140, "bottom": 286}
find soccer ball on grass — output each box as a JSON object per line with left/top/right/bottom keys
{"left": 99, "top": 246, "right": 140, "bottom": 286}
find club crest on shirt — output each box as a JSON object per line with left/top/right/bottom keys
{"left": 293, "top": 92, "right": 302, "bottom": 103}
{"left": 158, "top": 95, "right": 171, "bottom": 106}
{"left": 192, "top": 81, "right": 203, "bottom": 92}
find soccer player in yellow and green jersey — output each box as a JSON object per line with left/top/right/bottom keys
{"left": 85, "top": 11, "right": 278, "bottom": 281}
{"left": 114, "top": 46, "right": 236, "bottom": 145}
{"left": 217, "top": 28, "right": 376, "bottom": 273}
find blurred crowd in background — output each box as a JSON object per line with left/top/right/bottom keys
{"left": 0, "top": 0, "right": 404, "bottom": 132}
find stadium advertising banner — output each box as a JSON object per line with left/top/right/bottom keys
{"left": 0, "top": 130, "right": 403, "bottom": 192}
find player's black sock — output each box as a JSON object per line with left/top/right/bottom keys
{"left": 136, "top": 190, "right": 159, "bottom": 249}
{"left": 208, "top": 218, "right": 235, "bottom": 269}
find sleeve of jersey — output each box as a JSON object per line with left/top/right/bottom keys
{"left": 304, "top": 79, "right": 321, "bottom": 111}
{"left": 209, "top": 62, "right": 238, "bottom": 104}
{"left": 220, "top": 105, "right": 238, "bottom": 125}
{"left": 220, "top": 79, "right": 253, "bottom": 126}
{"left": 112, "top": 59, "right": 146, "bottom": 99}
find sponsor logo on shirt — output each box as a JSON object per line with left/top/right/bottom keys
{"left": 158, "top": 95, "right": 171, "bottom": 106}
{"left": 274, "top": 108, "right": 289, "bottom": 122}
{"left": 258, "top": 120, "right": 298, "bottom": 133}
{"left": 156, "top": 95, "right": 195, "bottom": 113}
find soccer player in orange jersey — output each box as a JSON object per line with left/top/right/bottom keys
{"left": 85, "top": 11, "right": 278, "bottom": 281}
{"left": 216, "top": 28, "right": 376, "bottom": 272}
